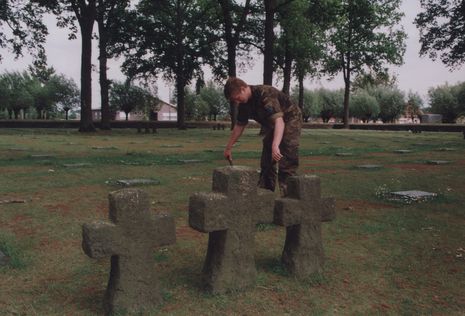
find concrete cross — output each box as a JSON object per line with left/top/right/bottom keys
{"left": 274, "top": 175, "right": 335, "bottom": 278}
{"left": 82, "top": 188, "right": 176, "bottom": 315}
{"left": 189, "top": 166, "right": 275, "bottom": 293}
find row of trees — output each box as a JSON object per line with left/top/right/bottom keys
{"left": 1, "top": 0, "right": 464, "bottom": 130}
{"left": 0, "top": 68, "right": 162, "bottom": 121}
{"left": 0, "top": 69, "right": 80, "bottom": 120}
{"left": 296, "top": 80, "right": 465, "bottom": 124}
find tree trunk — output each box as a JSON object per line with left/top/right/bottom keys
{"left": 176, "top": 77, "right": 186, "bottom": 129}
{"left": 78, "top": 2, "right": 97, "bottom": 132}
{"left": 263, "top": 0, "right": 275, "bottom": 85}
{"left": 282, "top": 42, "right": 292, "bottom": 95}
{"left": 65, "top": 110, "right": 69, "bottom": 120}
{"left": 98, "top": 19, "right": 111, "bottom": 130}
{"left": 298, "top": 73, "right": 304, "bottom": 110}
{"left": 343, "top": 79, "right": 350, "bottom": 128}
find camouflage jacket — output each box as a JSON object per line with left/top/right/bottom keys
{"left": 236, "top": 85, "right": 302, "bottom": 130}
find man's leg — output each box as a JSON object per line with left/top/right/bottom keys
{"left": 278, "top": 118, "right": 302, "bottom": 196}
{"left": 258, "top": 131, "right": 277, "bottom": 192}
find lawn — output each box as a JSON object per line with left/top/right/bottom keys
{"left": 0, "top": 128, "right": 464, "bottom": 315}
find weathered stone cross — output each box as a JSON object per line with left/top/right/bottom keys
{"left": 82, "top": 188, "right": 176, "bottom": 315}
{"left": 273, "top": 175, "right": 335, "bottom": 278}
{"left": 189, "top": 166, "right": 275, "bottom": 293}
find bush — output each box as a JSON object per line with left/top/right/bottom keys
{"left": 350, "top": 90, "right": 380, "bottom": 122}
{"left": 428, "top": 82, "right": 465, "bottom": 123}
{"left": 368, "top": 86, "right": 405, "bottom": 123}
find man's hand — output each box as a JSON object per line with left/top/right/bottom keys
{"left": 224, "top": 147, "right": 233, "bottom": 162}
{"left": 272, "top": 145, "right": 283, "bottom": 162}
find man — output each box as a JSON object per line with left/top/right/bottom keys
{"left": 223, "top": 77, "right": 302, "bottom": 196}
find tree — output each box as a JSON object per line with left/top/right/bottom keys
{"left": 352, "top": 70, "right": 397, "bottom": 91}
{"left": 286, "top": 0, "right": 335, "bottom": 108}
{"left": 291, "top": 87, "right": 321, "bottom": 122}
{"left": 262, "top": 0, "right": 295, "bottom": 85}
{"left": 350, "top": 89, "right": 379, "bottom": 122}
{"left": 197, "top": 81, "right": 229, "bottom": 121}
{"left": 122, "top": 0, "right": 216, "bottom": 129}
{"left": 36, "top": 0, "right": 98, "bottom": 131}
{"left": 0, "top": 0, "right": 48, "bottom": 63}
{"left": 428, "top": 83, "right": 465, "bottom": 123}
{"left": 214, "top": 0, "right": 257, "bottom": 129}
{"left": 48, "top": 74, "right": 80, "bottom": 120}
{"left": 28, "top": 78, "right": 54, "bottom": 119}
{"left": 0, "top": 71, "right": 34, "bottom": 119}
{"left": 405, "top": 91, "right": 423, "bottom": 122}
{"left": 368, "top": 85, "right": 405, "bottom": 123}
{"left": 415, "top": 0, "right": 465, "bottom": 69}
{"left": 96, "top": 0, "right": 131, "bottom": 129}
{"left": 317, "top": 88, "right": 343, "bottom": 123}
{"left": 275, "top": 0, "right": 331, "bottom": 97}
{"left": 325, "top": 0, "right": 406, "bottom": 128}
{"left": 109, "top": 81, "right": 155, "bottom": 120}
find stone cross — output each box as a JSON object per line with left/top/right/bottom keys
{"left": 189, "top": 166, "right": 275, "bottom": 293}
{"left": 273, "top": 175, "right": 335, "bottom": 278}
{"left": 82, "top": 189, "right": 176, "bottom": 315}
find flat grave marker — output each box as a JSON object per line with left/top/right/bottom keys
{"left": 426, "top": 160, "right": 451, "bottom": 165}
{"left": 116, "top": 179, "right": 161, "bottom": 186}
{"left": 390, "top": 190, "right": 437, "bottom": 202}
{"left": 356, "top": 164, "right": 383, "bottom": 169}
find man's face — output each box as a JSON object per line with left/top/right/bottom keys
{"left": 230, "top": 87, "right": 248, "bottom": 104}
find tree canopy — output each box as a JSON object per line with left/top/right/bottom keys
{"left": 415, "top": 0, "right": 465, "bottom": 69}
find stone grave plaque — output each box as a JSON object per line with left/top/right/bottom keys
{"left": 63, "top": 163, "right": 92, "bottom": 168}
{"left": 160, "top": 144, "right": 183, "bottom": 148}
{"left": 30, "top": 154, "right": 55, "bottom": 159}
{"left": 92, "top": 146, "right": 118, "bottom": 150}
{"left": 335, "top": 152, "right": 353, "bottom": 157}
{"left": 82, "top": 189, "right": 176, "bottom": 315}
{"left": 437, "top": 148, "right": 455, "bottom": 152}
{"left": 426, "top": 160, "right": 451, "bottom": 165}
{"left": 394, "top": 150, "right": 412, "bottom": 154}
{"left": 390, "top": 190, "right": 437, "bottom": 202}
{"left": 116, "top": 179, "right": 160, "bottom": 186}
{"left": 189, "top": 166, "right": 275, "bottom": 293}
{"left": 356, "top": 164, "right": 383, "bottom": 169}
{"left": 178, "top": 159, "right": 206, "bottom": 164}
{"left": 274, "top": 175, "right": 335, "bottom": 278}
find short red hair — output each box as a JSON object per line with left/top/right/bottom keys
{"left": 224, "top": 77, "right": 248, "bottom": 99}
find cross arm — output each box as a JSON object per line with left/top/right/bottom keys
{"left": 252, "top": 188, "right": 276, "bottom": 224}
{"left": 82, "top": 221, "right": 120, "bottom": 259}
{"left": 149, "top": 214, "right": 176, "bottom": 247}
{"left": 189, "top": 192, "right": 229, "bottom": 233}
{"left": 320, "top": 197, "right": 336, "bottom": 222}
{"left": 273, "top": 198, "right": 302, "bottom": 227}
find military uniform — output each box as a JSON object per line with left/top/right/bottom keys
{"left": 236, "top": 85, "right": 302, "bottom": 196}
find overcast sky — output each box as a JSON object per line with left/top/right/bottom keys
{"left": 0, "top": 1, "right": 464, "bottom": 108}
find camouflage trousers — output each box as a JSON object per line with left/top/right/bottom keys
{"left": 258, "top": 112, "right": 302, "bottom": 197}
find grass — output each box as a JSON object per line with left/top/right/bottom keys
{"left": 0, "top": 128, "right": 464, "bottom": 315}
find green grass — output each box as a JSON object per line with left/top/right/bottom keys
{"left": 0, "top": 128, "right": 464, "bottom": 315}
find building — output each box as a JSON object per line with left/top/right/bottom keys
{"left": 90, "top": 99, "right": 178, "bottom": 121}
{"left": 153, "top": 100, "right": 177, "bottom": 121}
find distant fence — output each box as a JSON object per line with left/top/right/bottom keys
{"left": 0, "top": 120, "right": 464, "bottom": 134}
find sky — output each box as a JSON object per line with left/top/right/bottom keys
{"left": 0, "top": 1, "right": 464, "bottom": 108}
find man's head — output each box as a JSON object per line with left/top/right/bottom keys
{"left": 224, "top": 77, "right": 251, "bottom": 104}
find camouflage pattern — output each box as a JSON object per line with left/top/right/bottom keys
{"left": 236, "top": 85, "right": 302, "bottom": 196}
{"left": 236, "top": 85, "right": 302, "bottom": 130}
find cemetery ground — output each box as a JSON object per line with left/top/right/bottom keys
{"left": 0, "top": 127, "right": 464, "bottom": 315}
